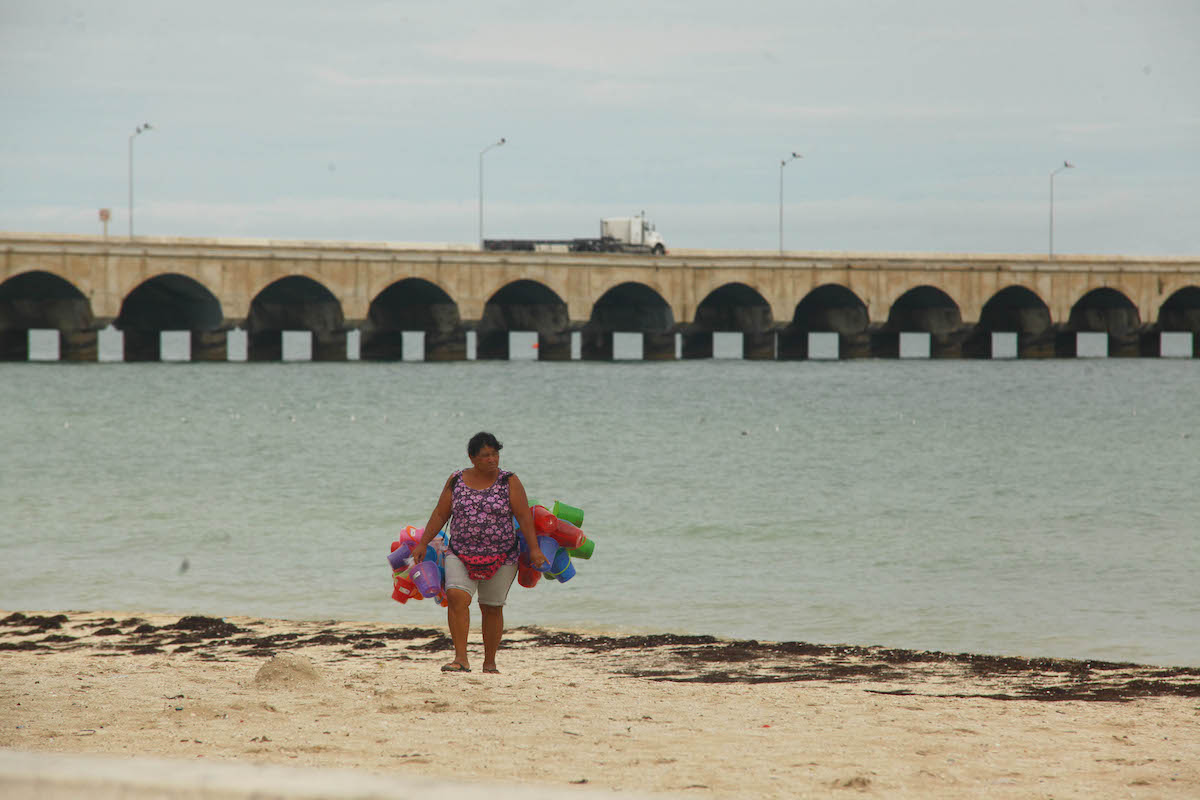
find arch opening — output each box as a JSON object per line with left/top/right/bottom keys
{"left": 480, "top": 280, "right": 567, "bottom": 333}
{"left": 0, "top": 271, "right": 96, "bottom": 361}
{"left": 791, "top": 284, "right": 868, "bottom": 334}
{"left": 367, "top": 278, "right": 460, "bottom": 332}
{"left": 1067, "top": 288, "right": 1139, "bottom": 334}
{"left": 978, "top": 286, "right": 1052, "bottom": 335}
{"left": 246, "top": 276, "right": 346, "bottom": 361}
{"left": 247, "top": 276, "right": 343, "bottom": 333}
{"left": 0, "top": 271, "right": 93, "bottom": 331}
{"left": 588, "top": 282, "right": 674, "bottom": 332}
{"left": 362, "top": 278, "right": 464, "bottom": 361}
{"left": 583, "top": 282, "right": 675, "bottom": 361}
{"left": 693, "top": 283, "right": 773, "bottom": 332}
{"left": 117, "top": 273, "right": 224, "bottom": 332}
{"left": 886, "top": 285, "right": 962, "bottom": 333}
{"left": 478, "top": 280, "right": 569, "bottom": 360}
{"left": 1159, "top": 286, "right": 1200, "bottom": 331}
{"left": 777, "top": 284, "right": 869, "bottom": 359}
{"left": 683, "top": 283, "right": 774, "bottom": 360}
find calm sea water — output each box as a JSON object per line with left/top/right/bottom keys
{"left": 2, "top": 358, "right": 1198, "bottom": 667}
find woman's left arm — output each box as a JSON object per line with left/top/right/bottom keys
{"left": 509, "top": 474, "right": 547, "bottom": 568}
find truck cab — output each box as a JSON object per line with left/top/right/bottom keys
{"left": 601, "top": 216, "right": 667, "bottom": 255}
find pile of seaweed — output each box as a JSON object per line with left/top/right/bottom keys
{"left": 3, "top": 611, "right": 1198, "bottom": 702}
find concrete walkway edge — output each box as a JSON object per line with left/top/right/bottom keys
{"left": 0, "top": 748, "right": 668, "bottom": 800}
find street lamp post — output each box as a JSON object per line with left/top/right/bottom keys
{"left": 478, "top": 137, "right": 506, "bottom": 248}
{"left": 128, "top": 123, "right": 153, "bottom": 238}
{"left": 779, "top": 152, "right": 801, "bottom": 254}
{"left": 1049, "top": 160, "right": 1074, "bottom": 258}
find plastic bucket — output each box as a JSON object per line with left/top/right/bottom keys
{"left": 533, "top": 505, "right": 558, "bottom": 534}
{"left": 551, "top": 519, "right": 584, "bottom": 549}
{"left": 387, "top": 544, "right": 412, "bottom": 570}
{"left": 547, "top": 547, "right": 573, "bottom": 581}
{"left": 411, "top": 560, "right": 442, "bottom": 597}
{"left": 554, "top": 560, "right": 576, "bottom": 583}
{"left": 534, "top": 536, "right": 559, "bottom": 571}
{"left": 392, "top": 576, "right": 417, "bottom": 603}
{"left": 551, "top": 501, "right": 584, "bottom": 528}
{"left": 567, "top": 537, "right": 595, "bottom": 560}
{"left": 517, "top": 563, "right": 542, "bottom": 588}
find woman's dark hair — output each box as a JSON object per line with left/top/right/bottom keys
{"left": 467, "top": 431, "right": 503, "bottom": 457}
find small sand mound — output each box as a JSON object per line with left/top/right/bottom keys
{"left": 253, "top": 653, "right": 323, "bottom": 688}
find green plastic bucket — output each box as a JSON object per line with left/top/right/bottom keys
{"left": 551, "top": 500, "right": 584, "bottom": 528}
{"left": 567, "top": 537, "right": 595, "bottom": 560}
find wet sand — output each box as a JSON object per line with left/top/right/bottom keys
{"left": 2, "top": 610, "right": 1198, "bottom": 798}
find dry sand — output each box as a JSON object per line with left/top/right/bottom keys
{"left": 2, "top": 609, "right": 1198, "bottom": 798}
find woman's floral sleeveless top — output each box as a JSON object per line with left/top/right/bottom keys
{"left": 449, "top": 469, "right": 518, "bottom": 580}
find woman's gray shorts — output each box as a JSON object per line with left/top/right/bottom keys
{"left": 443, "top": 552, "right": 518, "bottom": 607}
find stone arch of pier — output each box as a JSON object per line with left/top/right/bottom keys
{"left": 792, "top": 284, "right": 870, "bottom": 332}
{"left": 976, "top": 286, "right": 1053, "bottom": 335}
{"left": 585, "top": 275, "right": 674, "bottom": 322}
{"left": 0, "top": 270, "right": 93, "bottom": 331}
{"left": 477, "top": 279, "right": 570, "bottom": 361}
{"left": 116, "top": 273, "right": 225, "bottom": 361}
{"left": 961, "top": 285, "right": 1055, "bottom": 358}
{"left": 581, "top": 282, "right": 674, "bottom": 361}
{"left": 1061, "top": 287, "right": 1141, "bottom": 357}
{"left": 1158, "top": 286, "right": 1200, "bottom": 330}
{"left": 245, "top": 275, "right": 346, "bottom": 361}
{"left": 777, "top": 284, "right": 870, "bottom": 360}
{"left": 874, "top": 285, "right": 964, "bottom": 358}
{"left": 683, "top": 282, "right": 775, "bottom": 360}
{"left": 692, "top": 283, "right": 773, "bottom": 331}
{"left": 361, "top": 278, "right": 464, "bottom": 361}
{"left": 1067, "top": 287, "right": 1140, "bottom": 333}
{"left": 885, "top": 285, "right": 963, "bottom": 333}
{"left": 1154, "top": 286, "right": 1200, "bottom": 356}
{"left": 0, "top": 270, "right": 96, "bottom": 360}
{"left": 117, "top": 273, "right": 224, "bottom": 331}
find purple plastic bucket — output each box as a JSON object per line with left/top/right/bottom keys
{"left": 411, "top": 560, "right": 442, "bottom": 596}
{"left": 387, "top": 544, "right": 412, "bottom": 570}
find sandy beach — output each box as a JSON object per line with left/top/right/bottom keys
{"left": 2, "top": 610, "right": 1198, "bottom": 798}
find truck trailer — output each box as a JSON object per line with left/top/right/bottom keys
{"left": 484, "top": 215, "right": 667, "bottom": 255}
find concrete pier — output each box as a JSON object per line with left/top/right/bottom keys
{"left": 2, "top": 233, "right": 1198, "bottom": 362}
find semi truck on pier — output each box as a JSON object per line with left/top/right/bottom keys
{"left": 484, "top": 215, "right": 667, "bottom": 255}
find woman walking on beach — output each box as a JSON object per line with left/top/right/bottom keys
{"left": 412, "top": 432, "right": 546, "bottom": 673}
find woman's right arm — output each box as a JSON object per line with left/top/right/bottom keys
{"left": 411, "top": 474, "right": 455, "bottom": 563}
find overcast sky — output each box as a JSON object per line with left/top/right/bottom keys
{"left": 2, "top": 1, "right": 1197, "bottom": 255}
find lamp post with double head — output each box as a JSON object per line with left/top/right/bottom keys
{"left": 1049, "top": 160, "right": 1074, "bottom": 258}
{"left": 128, "top": 123, "right": 153, "bottom": 239}
{"left": 779, "top": 152, "right": 802, "bottom": 254}
{"left": 478, "top": 137, "right": 506, "bottom": 248}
